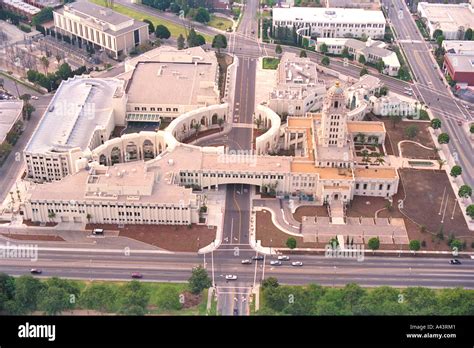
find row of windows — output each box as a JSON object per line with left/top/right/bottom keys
{"left": 355, "top": 183, "right": 391, "bottom": 190}
{"left": 277, "top": 22, "right": 384, "bottom": 29}
{"left": 32, "top": 202, "right": 188, "bottom": 210}
{"left": 134, "top": 106, "right": 178, "bottom": 112}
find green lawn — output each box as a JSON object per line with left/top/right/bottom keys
{"left": 88, "top": 0, "right": 213, "bottom": 42}
{"left": 208, "top": 15, "right": 233, "bottom": 31}
{"left": 262, "top": 57, "right": 280, "bottom": 69}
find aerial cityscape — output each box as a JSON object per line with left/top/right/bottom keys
{"left": 0, "top": 0, "right": 473, "bottom": 337}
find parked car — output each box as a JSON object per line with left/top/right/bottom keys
{"left": 31, "top": 95, "right": 39, "bottom": 100}
{"left": 449, "top": 259, "right": 462, "bottom": 265}
{"left": 225, "top": 274, "right": 238, "bottom": 280}
{"left": 252, "top": 255, "right": 264, "bottom": 261}
{"left": 277, "top": 255, "right": 290, "bottom": 261}
{"left": 241, "top": 259, "right": 252, "bottom": 264}
{"left": 270, "top": 260, "right": 282, "bottom": 266}
{"left": 131, "top": 272, "right": 143, "bottom": 278}
{"left": 30, "top": 268, "right": 42, "bottom": 274}
{"left": 291, "top": 261, "right": 303, "bottom": 267}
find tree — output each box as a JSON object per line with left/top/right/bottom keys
{"left": 55, "top": 54, "right": 62, "bottom": 65}
{"left": 368, "top": 237, "right": 380, "bottom": 252}
{"left": 299, "top": 49, "right": 307, "bottom": 58}
{"left": 155, "top": 25, "right": 171, "bottom": 39}
{"left": 261, "top": 277, "right": 279, "bottom": 289}
{"left": 405, "top": 125, "right": 419, "bottom": 139}
{"left": 0, "top": 273, "right": 15, "bottom": 312}
{"left": 403, "top": 287, "right": 438, "bottom": 315}
{"left": 358, "top": 54, "right": 366, "bottom": 64}
{"left": 360, "top": 67, "right": 368, "bottom": 76}
{"left": 319, "top": 43, "right": 328, "bottom": 53}
{"left": 433, "top": 29, "right": 443, "bottom": 40}
{"left": 188, "top": 265, "right": 212, "bottom": 294}
{"left": 192, "top": 122, "right": 202, "bottom": 138}
{"left": 458, "top": 185, "right": 472, "bottom": 199}
{"left": 80, "top": 283, "right": 117, "bottom": 313}
{"left": 177, "top": 34, "right": 185, "bottom": 50}
{"left": 341, "top": 47, "right": 350, "bottom": 58}
{"left": 275, "top": 44, "right": 282, "bottom": 55}
{"left": 464, "top": 28, "right": 473, "bottom": 40}
{"left": 450, "top": 165, "right": 462, "bottom": 178}
{"left": 187, "top": 28, "right": 203, "bottom": 47}
{"left": 438, "top": 133, "right": 450, "bottom": 144}
{"left": 118, "top": 281, "right": 149, "bottom": 315}
{"left": 437, "top": 159, "right": 446, "bottom": 170}
{"left": 143, "top": 19, "right": 155, "bottom": 34}
{"left": 40, "top": 56, "right": 49, "bottom": 74}
{"left": 217, "top": 118, "right": 224, "bottom": 130}
{"left": 375, "top": 59, "right": 385, "bottom": 73}
{"left": 341, "top": 283, "right": 365, "bottom": 312}
{"left": 12, "top": 276, "right": 45, "bottom": 314}
{"left": 48, "top": 211, "right": 56, "bottom": 222}
{"left": 390, "top": 114, "right": 402, "bottom": 129}
{"left": 31, "top": 7, "right": 53, "bottom": 26}
{"left": 466, "top": 204, "right": 474, "bottom": 219}
{"left": 449, "top": 239, "right": 463, "bottom": 251}
{"left": 39, "top": 286, "right": 70, "bottom": 315}
{"left": 286, "top": 237, "right": 297, "bottom": 249}
{"left": 471, "top": 124, "right": 474, "bottom": 134}
{"left": 212, "top": 34, "right": 227, "bottom": 54}
{"left": 56, "top": 63, "right": 72, "bottom": 81}
{"left": 321, "top": 56, "right": 330, "bottom": 66}
{"left": 430, "top": 118, "right": 441, "bottom": 129}
{"left": 436, "top": 35, "right": 445, "bottom": 47}
{"left": 194, "top": 7, "right": 210, "bottom": 23}
{"left": 409, "top": 240, "right": 421, "bottom": 252}
{"left": 195, "top": 34, "right": 206, "bottom": 46}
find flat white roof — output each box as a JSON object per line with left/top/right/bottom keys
{"left": 442, "top": 40, "right": 474, "bottom": 55}
{"left": 0, "top": 100, "right": 23, "bottom": 144}
{"left": 272, "top": 7, "right": 386, "bottom": 24}
{"left": 418, "top": 2, "right": 474, "bottom": 33}
{"left": 2, "top": 0, "right": 41, "bottom": 15}
{"left": 25, "top": 76, "right": 125, "bottom": 154}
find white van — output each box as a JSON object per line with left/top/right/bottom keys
{"left": 92, "top": 228, "right": 104, "bottom": 235}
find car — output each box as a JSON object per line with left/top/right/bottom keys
{"left": 449, "top": 259, "right": 461, "bottom": 265}
{"left": 404, "top": 91, "right": 413, "bottom": 96}
{"left": 131, "top": 272, "right": 143, "bottom": 278}
{"left": 225, "top": 274, "right": 238, "bottom": 280}
{"left": 30, "top": 268, "right": 42, "bottom": 274}
{"left": 270, "top": 260, "right": 282, "bottom": 266}
{"left": 291, "top": 261, "right": 303, "bottom": 267}
{"left": 277, "top": 255, "right": 290, "bottom": 261}
{"left": 241, "top": 259, "right": 252, "bottom": 264}
{"left": 457, "top": 120, "right": 463, "bottom": 126}
{"left": 251, "top": 30, "right": 255, "bottom": 34}
{"left": 31, "top": 95, "right": 39, "bottom": 100}
{"left": 233, "top": 308, "right": 239, "bottom": 315}
{"left": 404, "top": 87, "right": 411, "bottom": 91}
{"left": 252, "top": 255, "right": 264, "bottom": 261}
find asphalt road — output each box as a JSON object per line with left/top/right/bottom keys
{"left": 1, "top": 247, "right": 473, "bottom": 289}
{"left": 0, "top": 91, "right": 52, "bottom": 203}
{"left": 382, "top": 0, "right": 474, "bottom": 188}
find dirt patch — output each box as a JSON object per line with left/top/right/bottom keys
{"left": 400, "top": 142, "right": 439, "bottom": 159}
{"left": 346, "top": 196, "right": 395, "bottom": 218}
{"left": 382, "top": 119, "right": 436, "bottom": 157}
{"left": 23, "top": 220, "right": 58, "bottom": 227}
{"left": 1, "top": 233, "right": 65, "bottom": 241}
{"left": 397, "top": 168, "right": 472, "bottom": 250}
{"left": 256, "top": 210, "right": 323, "bottom": 249}
{"left": 293, "top": 205, "right": 329, "bottom": 222}
{"left": 87, "top": 223, "right": 216, "bottom": 252}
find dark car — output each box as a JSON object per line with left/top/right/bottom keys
{"left": 30, "top": 268, "right": 42, "bottom": 274}
{"left": 449, "top": 259, "right": 461, "bottom": 265}
{"left": 131, "top": 272, "right": 143, "bottom": 278}
{"left": 233, "top": 308, "right": 238, "bottom": 315}
{"left": 252, "top": 255, "right": 264, "bottom": 261}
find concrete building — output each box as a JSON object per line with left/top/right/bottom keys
{"left": 327, "top": 0, "right": 381, "bottom": 10}
{"left": 369, "top": 93, "right": 418, "bottom": 117}
{"left": 444, "top": 53, "right": 474, "bottom": 86}
{"left": 316, "top": 37, "right": 401, "bottom": 76}
{"left": 272, "top": 7, "right": 386, "bottom": 39}
{"left": 53, "top": 1, "right": 149, "bottom": 59}
{"left": 442, "top": 40, "right": 474, "bottom": 55}
{"left": 21, "top": 81, "right": 399, "bottom": 225}
{"left": 121, "top": 46, "right": 220, "bottom": 122}
{"left": 417, "top": 2, "right": 474, "bottom": 40}
{"left": 0, "top": 0, "right": 41, "bottom": 20}
{"left": 24, "top": 76, "right": 127, "bottom": 182}
{"left": 268, "top": 52, "right": 326, "bottom": 116}
{"left": 345, "top": 74, "right": 383, "bottom": 120}
{"left": 0, "top": 100, "right": 23, "bottom": 145}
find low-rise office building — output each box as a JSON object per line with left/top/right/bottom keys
{"left": 53, "top": 1, "right": 149, "bottom": 59}
{"left": 268, "top": 52, "right": 326, "bottom": 116}
{"left": 121, "top": 46, "right": 220, "bottom": 122}
{"left": 0, "top": 100, "right": 23, "bottom": 145}
{"left": 24, "top": 76, "right": 127, "bottom": 182}
{"left": 272, "top": 7, "right": 386, "bottom": 39}
{"left": 316, "top": 37, "right": 400, "bottom": 76}
{"left": 441, "top": 40, "right": 474, "bottom": 86}
{"left": 417, "top": 2, "right": 474, "bottom": 40}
